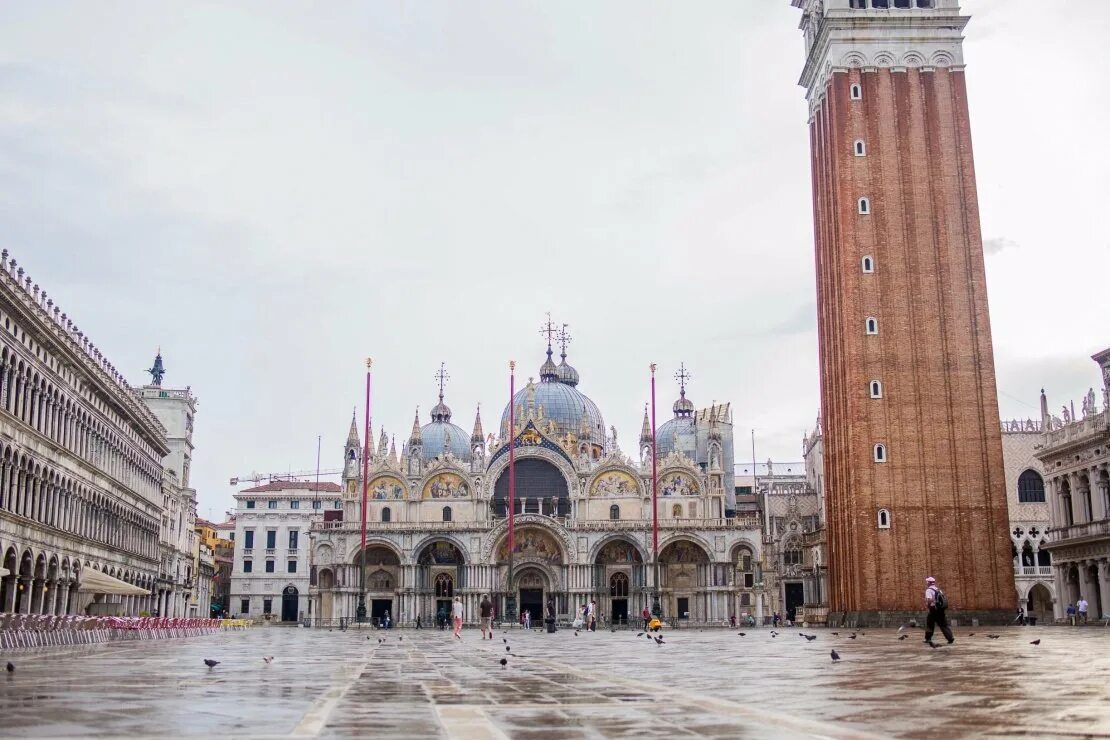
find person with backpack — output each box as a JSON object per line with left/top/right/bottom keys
{"left": 924, "top": 576, "right": 954, "bottom": 645}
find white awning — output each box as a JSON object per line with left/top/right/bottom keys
{"left": 77, "top": 568, "right": 150, "bottom": 596}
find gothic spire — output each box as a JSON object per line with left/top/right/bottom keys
{"left": 639, "top": 403, "right": 652, "bottom": 446}
{"left": 390, "top": 435, "right": 397, "bottom": 464}
{"left": 346, "top": 408, "right": 360, "bottom": 448}
{"left": 377, "top": 428, "right": 388, "bottom": 458}
{"left": 409, "top": 407, "right": 422, "bottom": 446}
{"left": 471, "top": 404, "right": 484, "bottom": 444}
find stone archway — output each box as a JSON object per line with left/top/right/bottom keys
{"left": 1026, "top": 583, "right": 1052, "bottom": 623}
{"left": 659, "top": 539, "right": 711, "bottom": 622}
{"left": 595, "top": 537, "right": 645, "bottom": 625}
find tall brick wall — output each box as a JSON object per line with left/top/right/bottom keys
{"left": 809, "top": 67, "right": 1015, "bottom": 613}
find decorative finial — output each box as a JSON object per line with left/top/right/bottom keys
{"left": 650, "top": 363, "right": 657, "bottom": 375}
{"left": 556, "top": 323, "right": 572, "bottom": 358}
{"left": 675, "top": 363, "right": 691, "bottom": 395}
{"left": 434, "top": 362, "right": 450, "bottom": 402}
{"left": 366, "top": 357, "right": 373, "bottom": 369}
{"left": 539, "top": 312, "right": 557, "bottom": 352}
{"left": 510, "top": 360, "right": 516, "bottom": 371}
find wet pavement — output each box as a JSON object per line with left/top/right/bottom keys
{"left": 1, "top": 624, "right": 1108, "bottom": 738}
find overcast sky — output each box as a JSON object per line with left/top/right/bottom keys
{"left": 2, "top": 1, "right": 1108, "bottom": 520}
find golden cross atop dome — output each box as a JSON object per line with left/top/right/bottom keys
{"left": 675, "top": 363, "right": 691, "bottom": 393}
{"left": 434, "top": 362, "right": 450, "bottom": 399}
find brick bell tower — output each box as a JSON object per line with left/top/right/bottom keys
{"left": 790, "top": 0, "right": 1014, "bottom": 623}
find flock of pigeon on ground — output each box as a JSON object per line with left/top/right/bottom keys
{"left": 0, "top": 623, "right": 1048, "bottom": 676}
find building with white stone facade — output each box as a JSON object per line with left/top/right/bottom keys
{"left": 1039, "top": 348, "right": 1110, "bottom": 622}
{"left": 230, "top": 481, "right": 339, "bottom": 621}
{"left": 308, "top": 331, "right": 763, "bottom": 626}
{"left": 1000, "top": 418, "right": 1054, "bottom": 622}
{"left": 0, "top": 250, "right": 166, "bottom": 616}
{"left": 138, "top": 358, "right": 203, "bottom": 617}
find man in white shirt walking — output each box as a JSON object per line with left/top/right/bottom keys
{"left": 452, "top": 596, "right": 464, "bottom": 639}
{"left": 1077, "top": 598, "right": 1089, "bottom": 624}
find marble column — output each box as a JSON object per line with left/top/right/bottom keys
{"left": 1053, "top": 566, "right": 1067, "bottom": 620}
{"left": 1098, "top": 560, "right": 1110, "bottom": 621}
{"left": 1078, "top": 561, "right": 1095, "bottom": 621}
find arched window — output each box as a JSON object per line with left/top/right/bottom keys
{"left": 610, "top": 572, "right": 629, "bottom": 598}
{"left": 381, "top": 506, "right": 391, "bottom": 523}
{"left": 854, "top": 140, "right": 866, "bottom": 156}
{"left": 869, "top": 380, "right": 883, "bottom": 399}
{"left": 858, "top": 197, "right": 870, "bottom": 214}
{"left": 1017, "top": 469, "right": 1046, "bottom": 503}
{"left": 783, "top": 544, "right": 803, "bottom": 566}
{"left": 865, "top": 317, "right": 878, "bottom": 335}
{"left": 442, "top": 506, "right": 452, "bottom": 522}
{"left": 434, "top": 572, "right": 453, "bottom": 598}
{"left": 850, "top": 83, "right": 862, "bottom": 100}
{"left": 873, "top": 443, "right": 887, "bottom": 463}
{"left": 862, "top": 256, "right": 874, "bottom": 273}
{"left": 877, "top": 508, "right": 891, "bottom": 529}
{"left": 609, "top": 504, "right": 620, "bottom": 520}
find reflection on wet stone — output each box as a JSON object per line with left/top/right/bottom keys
{"left": 0, "top": 626, "right": 1108, "bottom": 737}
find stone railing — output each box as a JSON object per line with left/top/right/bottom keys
{"left": 312, "top": 516, "right": 761, "bottom": 533}
{"left": 1044, "top": 410, "right": 1108, "bottom": 449}
{"left": 1013, "top": 565, "right": 1052, "bottom": 577}
{"left": 1000, "top": 419, "right": 1042, "bottom": 434}
{"left": 1048, "top": 519, "right": 1110, "bottom": 544}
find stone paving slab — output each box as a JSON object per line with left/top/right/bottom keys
{"left": 1, "top": 625, "right": 1108, "bottom": 737}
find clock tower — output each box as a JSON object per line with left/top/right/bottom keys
{"left": 790, "top": 0, "right": 1014, "bottom": 622}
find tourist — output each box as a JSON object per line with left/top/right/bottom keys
{"left": 415, "top": 615, "right": 422, "bottom": 629}
{"left": 1066, "top": 603, "right": 1076, "bottom": 625}
{"left": 1077, "top": 598, "right": 1089, "bottom": 624}
{"left": 641, "top": 605, "right": 651, "bottom": 631}
{"left": 588, "top": 600, "right": 597, "bottom": 631}
{"left": 729, "top": 614, "right": 736, "bottom": 628}
{"left": 480, "top": 595, "right": 493, "bottom": 639}
{"left": 546, "top": 598, "right": 557, "bottom": 633}
{"left": 452, "top": 596, "right": 464, "bottom": 639}
{"left": 437, "top": 606, "right": 446, "bottom": 630}
{"left": 1014, "top": 607, "right": 1025, "bottom": 626}
{"left": 523, "top": 609, "right": 532, "bottom": 630}
{"left": 923, "top": 576, "right": 954, "bottom": 645}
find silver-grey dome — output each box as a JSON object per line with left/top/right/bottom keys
{"left": 419, "top": 421, "right": 472, "bottom": 461}
{"left": 501, "top": 379, "right": 605, "bottom": 444}
{"left": 656, "top": 416, "right": 696, "bottom": 459}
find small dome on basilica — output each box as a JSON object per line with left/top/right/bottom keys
{"left": 419, "top": 419, "right": 472, "bottom": 461}
{"left": 657, "top": 375, "right": 697, "bottom": 459}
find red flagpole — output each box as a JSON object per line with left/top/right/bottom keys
{"left": 358, "top": 357, "right": 372, "bottom": 622}
{"left": 508, "top": 361, "right": 517, "bottom": 559}
{"left": 507, "top": 360, "right": 517, "bottom": 620}
{"left": 650, "top": 362, "right": 660, "bottom": 618}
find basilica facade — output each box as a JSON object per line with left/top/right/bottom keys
{"left": 308, "top": 339, "right": 764, "bottom": 626}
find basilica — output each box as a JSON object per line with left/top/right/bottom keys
{"left": 307, "top": 333, "right": 765, "bottom": 626}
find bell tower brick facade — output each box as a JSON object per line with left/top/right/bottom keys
{"left": 790, "top": 0, "right": 1015, "bottom": 620}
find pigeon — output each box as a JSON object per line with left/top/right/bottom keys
{"left": 574, "top": 631, "right": 579, "bottom": 636}
{"left": 737, "top": 633, "right": 746, "bottom": 637}
{"left": 830, "top": 649, "right": 840, "bottom": 662}
{"left": 771, "top": 633, "right": 778, "bottom": 638}
{"left": 5, "top": 662, "right": 13, "bottom": 673}
{"left": 204, "top": 659, "right": 219, "bottom": 668}
{"left": 399, "top": 637, "right": 403, "bottom": 642}
{"left": 499, "top": 658, "right": 507, "bottom": 669}
{"left": 798, "top": 632, "right": 806, "bottom": 637}
{"left": 848, "top": 634, "right": 857, "bottom": 640}
{"left": 654, "top": 635, "right": 664, "bottom": 645}
{"left": 263, "top": 656, "right": 274, "bottom": 664}
{"left": 503, "top": 638, "right": 508, "bottom": 643}
{"left": 636, "top": 632, "right": 644, "bottom": 637}
{"left": 804, "top": 634, "right": 817, "bottom": 642}
{"left": 505, "top": 646, "right": 511, "bottom": 652}
{"left": 898, "top": 635, "right": 909, "bottom": 641}
{"left": 967, "top": 633, "right": 975, "bottom": 637}
{"left": 987, "top": 634, "right": 1001, "bottom": 639}
{"left": 831, "top": 632, "right": 839, "bottom": 636}
{"left": 1030, "top": 639, "right": 1040, "bottom": 645}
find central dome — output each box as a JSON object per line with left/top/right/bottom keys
{"left": 500, "top": 347, "right": 604, "bottom": 447}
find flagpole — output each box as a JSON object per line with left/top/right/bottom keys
{"left": 506, "top": 360, "right": 517, "bottom": 623}
{"left": 651, "top": 363, "right": 661, "bottom": 619}
{"left": 357, "top": 357, "right": 372, "bottom": 623}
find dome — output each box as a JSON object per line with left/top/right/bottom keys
{"left": 672, "top": 388, "right": 694, "bottom": 417}
{"left": 419, "top": 420, "right": 472, "bottom": 461}
{"left": 501, "top": 379, "right": 605, "bottom": 445}
{"left": 656, "top": 416, "right": 697, "bottom": 459}
{"left": 555, "top": 357, "right": 579, "bottom": 386}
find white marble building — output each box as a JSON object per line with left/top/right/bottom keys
{"left": 0, "top": 250, "right": 166, "bottom": 616}
{"left": 308, "top": 333, "right": 763, "bottom": 626}
{"left": 230, "top": 481, "right": 339, "bottom": 621}
{"left": 1000, "top": 418, "right": 1054, "bottom": 621}
{"left": 1039, "top": 348, "right": 1110, "bottom": 622}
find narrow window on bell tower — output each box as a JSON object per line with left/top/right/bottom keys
{"left": 850, "top": 83, "right": 862, "bottom": 100}
{"left": 873, "top": 444, "right": 887, "bottom": 463}
{"left": 858, "top": 197, "right": 870, "bottom": 214}
{"left": 854, "top": 140, "right": 866, "bottom": 156}
{"left": 865, "top": 317, "right": 878, "bottom": 335}
{"left": 870, "top": 380, "right": 883, "bottom": 399}
{"left": 862, "top": 256, "right": 874, "bottom": 273}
